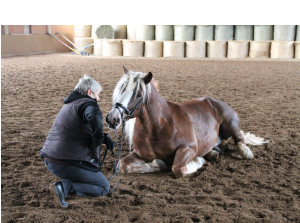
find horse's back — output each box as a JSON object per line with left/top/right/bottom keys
{"left": 179, "top": 97, "right": 224, "bottom": 120}
{"left": 188, "top": 97, "right": 238, "bottom": 120}
{"left": 169, "top": 97, "right": 218, "bottom": 125}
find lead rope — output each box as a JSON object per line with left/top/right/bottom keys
{"left": 107, "top": 121, "right": 125, "bottom": 194}
{"left": 105, "top": 98, "right": 143, "bottom": 194}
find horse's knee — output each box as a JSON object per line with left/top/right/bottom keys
{"left": 119, "top": 160, "right": 147, "bottom": 173}
{"left": 119, "top": 160, "right": 131, "bottom": 173}
{"left": 236, "top": 142, "right": 254, "bottom": 159}
{"left": 119, "top": 152, "right": 146, "bottom": 173}
{"left": 120, "top": 158, "right": 168, "bottom": 174}
{"left": 172, "top": 157, "right": 205, "bottom": 178}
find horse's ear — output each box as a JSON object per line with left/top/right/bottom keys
{"left": 123, "top": 65, "right": 129, "bottom": 75}
{"left": 143, "top": 72, "right": 153, "bottom": 85}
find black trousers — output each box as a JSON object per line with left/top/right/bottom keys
{"left": 45, "top": 161, "right": 110, "bottom": 198}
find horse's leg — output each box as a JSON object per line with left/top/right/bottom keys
{"left": 218, "top": 143, "right": 231, "bottom": 153}
{"left": 172, "top": 146, "right": 205, "bottom": 178}
{"left": 119, "top": 151, "right": 167, "bottom": 174}
{"left": 220, "top": 115, "right": 254, "bottom": 159}
{"left": 236, "top": 141, "right": 254, "bottom": 159}
{"left": 228, "top": 129, "right": 254, "bottom": 159}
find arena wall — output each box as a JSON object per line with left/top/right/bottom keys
{"left": 1, "top": 25, "right": 74, "bottom": 57}
{"left": 2, "top": 25, "right": 299, "bottom": 59}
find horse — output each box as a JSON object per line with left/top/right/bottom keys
{"left": 106, "top": 66, "right": 268, "bottom": 178}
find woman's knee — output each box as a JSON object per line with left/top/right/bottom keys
{"left": 92, "top": 182, "right": 110, "bottom": 196}
{"left": 102, "top": 179, "right": 110, "bottom": 194}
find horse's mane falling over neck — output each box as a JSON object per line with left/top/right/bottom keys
{"left": 112, "top": 69, "right": 159, "bottom": 151}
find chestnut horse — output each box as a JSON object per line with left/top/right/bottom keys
{"left": 106, "top": 67, "right": 268, "bottom": 178}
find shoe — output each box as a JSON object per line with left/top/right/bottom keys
{"left": 49, "top": 181, "right": 69, "bottom": 208}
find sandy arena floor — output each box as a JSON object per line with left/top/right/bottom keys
{"left": 1, "top": 53, "right": 300, "bottom": 222}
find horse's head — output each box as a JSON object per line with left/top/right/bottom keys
{"left": 106, "top": 66, "right": 153, "bottom": 129}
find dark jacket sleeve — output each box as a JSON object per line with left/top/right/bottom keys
{"left": 82, "top": 104, "right": 104, "bottom": 160}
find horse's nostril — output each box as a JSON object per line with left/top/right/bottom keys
{"left": 110, "top": 118, "right": 120, "bottom": 128}
{"left": 113, "top": 117, "right": 119, "bottom": 125}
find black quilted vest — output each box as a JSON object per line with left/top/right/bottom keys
{"left": 40, "top": 97, "right": 100, "bottom": 167}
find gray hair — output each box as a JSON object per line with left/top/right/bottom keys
{"left": 74, "top": 74, "right": 102, "bottom": 94}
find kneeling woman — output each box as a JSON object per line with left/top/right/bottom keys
{"left": 40, "top": 74, "right": 114, "bottom": 208}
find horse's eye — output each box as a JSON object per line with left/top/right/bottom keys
{"left": 137, "top": 94, "right": 142, "bottom": 98}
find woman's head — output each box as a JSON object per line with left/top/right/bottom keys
{"left": 74, "top": 74, "right": 102, "bottom": 101}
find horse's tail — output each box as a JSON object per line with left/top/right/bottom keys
{"left": 241, "top": 130, "right": 269, "bottom": 146}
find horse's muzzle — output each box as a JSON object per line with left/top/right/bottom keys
{"left": 106, "top": 114, "right": 120, "bottom": 129}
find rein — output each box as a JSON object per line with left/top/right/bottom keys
{"left": 106, "top": 98, "right": 143, "bottom": 194}
{"left": 106, "top": 122, "right": 125, "bottom": 194}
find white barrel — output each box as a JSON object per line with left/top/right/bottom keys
{"left": 91, "top": 24, "right": 100, "bottom": 38}
{"left": 270, "top": 41, "right": 294, "bottom": 59}
{"left": 127, "top": 25, "right": 136, "bottom": 40}
{"left": 186, "top": 41, "right": 206, "bottom": 58}
{"left": 144, "top": 41, "right": 163, "bottom": 57}
{"left": 123, "top": 40, "right": 144, "bottom": 57}
{"left": 207, "top": 41, "right": 227, "bottom": 58}
{"left": 295, "top": 42, "right": 300, "bottom": 59}
{"left": 195, "top": 25, "right": 214, "bottom": 41}
{"left": 214, "top": 25, "right": 234, "bottom": 41}
{"left": 112, "top": 25, "right": 127, "bottom": 39}
{"left": 74, "top": 37, "right": 94, "bottom": 54}
{"left": 163, "top": 41, "right": 185, "bottom": 58}
{"left": 92, "top": 25, "right": 114, "bottom": 39}
{"left": 103, "top": 39, "right": 123, "bottom": 56}
{"left": 254, "top": 25, "right": 274, "bottom": 41}
{"left": 296, "top": 25, "right": 300, "bottom": 41}
{"left": 274, "top": 25, "right": 296, "bottom": 41}
{"left": 74, "top": 25, "right": 92, "bottom": 37}
{"left": 174, "top": 25, "right": 195, "bottom": 41}
{"left": 249, "top": 41, "right": 271, "bottom": 58}
{"left": 93, "top": 39, "right": 104, "bottom": 56}
{"left": 135, "top": 25, "right": 155, "bottom": 40}
{"left": 155, "top": 25, "right": 174, "bottom": 41}
{"left": 234, "top": 25, "right": 254, "bottom": 40}
{"left": 227, "top": 41, "right": 249, "bottom": 58}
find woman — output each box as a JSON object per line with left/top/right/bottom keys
{"left": 40, "top": 74, "right": 114, "bottom": 208}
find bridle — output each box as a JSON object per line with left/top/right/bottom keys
{"left": 111, "top": 97, "right": 144, "bottom": 124}
{"left": 105, "top": 97, "right": 144, "bottom": 193}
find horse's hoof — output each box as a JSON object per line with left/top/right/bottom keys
{"left": 236, "top": 142, "right": 254, "bottom": 159}
{"left": 213, "top": 146, "right": 224, "bottom": 155}
{"left": 205, "top": 150, "right": 219, "bottom": 161}
{"left": 174, "top": 172, "right": 184, "bottom": 178}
